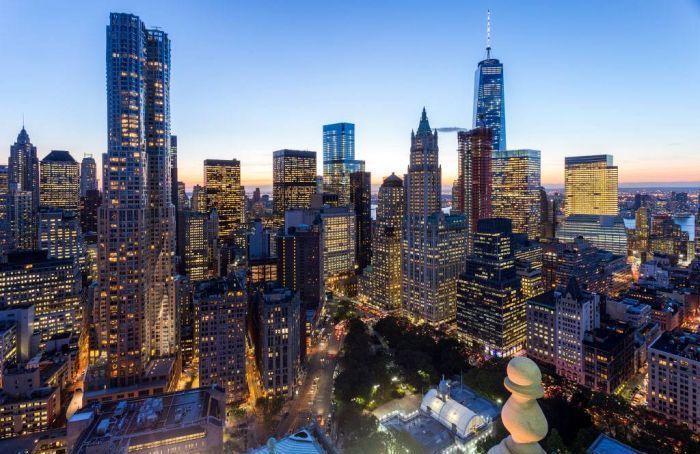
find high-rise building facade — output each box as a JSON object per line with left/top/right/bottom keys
{"left": 272, "top": 149, "right": 317, "bottom": 221}
{"left": 359, "top": 173, "right": 404, "bottom": 311}
{"left": 556, "top": 214, "right": 628, "bottom": 255}
{"left": 9, "top": 190, "right": 35, "bottom": 250}
{"left": 255, "top": 284, "right": 301, "bottom": 397}
{"left": 38, "top": 209, "right": 85, "bottom": 262}
{"left": 194, "top": 275, "right": 248, "bottom": 404}
{"left": 648, "top": 331, "right": 700, "bottom": 432}
{"left": 492, "top": 149, "right": 541, "bottom": 239}
{"left": 9, "top": 126, "right": 39, "bottom": 211}
{"left": 322, "top": 123, "right": 363, "bottom": 206}
{"left": 564, "top": 155, "right": 619, "bottom": 216}
{"left": 554, "top": 278, "right": 600, "bottom": 384}
{"left": 277, "top": 224, "right": 323, "bottom": 311}
{"left": 457, "top": 219, "right": 524, "bottom": 357}
{"left": 473, "top": 12, "right": 506, "bottom": 151}
{"left": 456, "top": 127, "right": 493, "bottom": 247}
{"left": 403, "top": 109, "right": 467, "bottom": 324}
{"left": 96, "top": 13, "right": 174, "bottom": 386}
{"left": 204, "top": 159, "right": 244, "bottom": 240}
{"left": 183, "top": 209, "right": 219, "bottom": 282}
{"left": 143, "top": 26, "right": 177, "bottom": 359}
{"left": 79, "top": 189, "right": 101, "bottom": 234}
{"left": 80, "top": 154, "right": 98, "bottom": 197}
{"left": 0, "top": 251, "right": 81, "bottom": 342}
{"left": 40, "top": 150, "right": 80, "bottom": 212}
{"left": 350, "top": 170, "right": 372, "bottom": 271}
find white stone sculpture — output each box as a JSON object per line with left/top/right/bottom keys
{"left": 488, "top": 357, "right": 548, "bottom": 454}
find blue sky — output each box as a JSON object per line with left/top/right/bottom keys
{"left": 1, "top": 0, "right": 699, "bottom": 191}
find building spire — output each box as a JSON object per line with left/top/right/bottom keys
{"left": 417, "top": 107, "right": 431, "bottom": 134}
{"left": 486, "top": 9, "right": 492, "bottom": 59}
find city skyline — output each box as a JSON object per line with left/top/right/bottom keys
{"left": 1, "top": 1, "right": 699, "bottom": 190}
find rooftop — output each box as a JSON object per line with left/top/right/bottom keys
{"left": 587, "top": 433, "right": 641, "bottom": 454}
{"left": 73, "top": 386, "right": 224, "bottom": 453}
{"left": 650, "top": 330, "right": 700, "bottom": 362}
{"left": 42, "top": 149, "right": 76, "bottom": 163}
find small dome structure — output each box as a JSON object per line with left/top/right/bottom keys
{"left": 421, "top": 389, "right": 487, "bottom": 439}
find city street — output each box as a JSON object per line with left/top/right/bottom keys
{"left": 273, "top": 315, "right": 344, "bottom": 438}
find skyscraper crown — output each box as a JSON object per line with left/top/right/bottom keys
{"left": 417, "top": 107, "right": 432, "bottom": 135}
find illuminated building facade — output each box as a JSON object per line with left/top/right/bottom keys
{"left": 277, "top": 224, "right": 323, "bottom": 311}
{"left": 96, "top": 13, "right": 175, "bottom": 386}
{"left": 0, "top": 368, "right": 60, "bottom": 440}
{"left": 457, "top": 218, "right": 524, "bottom": 357}
{"left": 191, "top": 184, "right": 207, "bottom": 212}
{"left": 273, "top": 149, "right": 317, "bottom": 221}
{"left": 564, "top": 155, "right": 618, "bottom": 216}
{"left": 9, "top": 190, "right": 35, "bottom": 250}
{"left": 194, "top": 275, "right": 247, "bottom": 403}
{"left": 403, "top": 109, "right": 467, "bottom": 324}
{"left": 8, "top": 126, "right": 39, "bottom": 212}
{"left": 556, "top": 214, "right": 628, "bottom": 255}
{"left": 473, "top": 14, "right": 506, "bottom": 151}
{"left": 320, "top": 207, "right": 356, "bottom": 286}
{"left": 204, "top": 159, "right": 244, "bottom": 240}
{"left": 80, "top": 154, "right": 98, "bottom": 197}
{"left": 322, "top": 123, "right": 362, "bottom": 206}
{"left": 492, "top": 149, "right": 541, "bottom": 239}
{"left": 456, "top": 127, "right": 492, "bottom": 248}
{"left": 256, "top": 284, "right": 301, "bottom": 397}
{"left": 38, "top": 209, "right": 85, "bottom": 262}
{"left": 40, "top": 150, "right": 80, "bottom": 211}
{"left": 648, "top": 330, "right": 700, "bottom": 432}
{"left": 350, "top": 170, "right": 372, "bottom": 270}
{"left": 0, "top": 251, "right": 81, "bottom": 341}
{"left": 183, "top": 209, "right": 219, "bottom": 282}
{"left": 360, "top": 173, "right": 403, "bottom": 311}
{"left": 526, "top": 290, "right": 557, "bottom": 366}
{"left": 554, "top": 278, "right": 600, "bottom": 384}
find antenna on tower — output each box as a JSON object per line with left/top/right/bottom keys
{"left": 486, "top": 9, "right": 492, "bottom": 59}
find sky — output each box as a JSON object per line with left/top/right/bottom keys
{"left": 1, "top": 0, "right": 699, "bottom": 192}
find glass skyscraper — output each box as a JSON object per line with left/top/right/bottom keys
{"left": 322, "top": 122, "right": 362, "bottom": 206}
{"left": 492, "top": 149, "right": 542, "bottom": 239}
{"left": 473, "top": 14, "right": 506, "bottom": 151}
{"left": 564, "top": 155, "right": 619, "bottom": 216}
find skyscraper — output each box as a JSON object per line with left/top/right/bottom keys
{"left": 473, "top": 11, "right": 506, "bottom": 151}
{"left": 80, "top": 154, "right": 98, "bottom": 197}
{"left": 359, "top": 173, "right": 404, "bottom": 311}
{"left": 9, "top": 126, "right": 39, "bottom": 211}
{"left": 277, "top": 224, "right": 323, "bottom": 312}
{"left": 255, "top": 284, "right": 301, "bottom": 397}
{"left": 457, "top": 218, "right": 525, "bottom": 357}
{"left": 403, "top": 109, "right": 468, "bottom": 324}
{"left": 144, "top": 26, "right": 177, "bottom": 358}
{"left": 183, "top": 209, "right": 219, "bottom": 282}
{"left": 96, "top": 13, "right": 175, "bottom": 386}
{"left": 194, "top": 275, "right": 248, "bottom": 404}
{"left": 272, "top": 149, "right": 317, "bottom": 220}
{"left": 322, "top": 123, "right": 362, "bottom": 206}
{"left": 492, "top": 149, "right": 541, "bottom": 239}
{"left": 456, "top": 127, "right": 493, "bottom": 247}
{"left": 204, "top": 159, "right": 243, "bottom": 240}
{"left": 39, "top": 150, "right": 80, "bottom": 211}
{"left": 564, "top": 155, "right": 619, "bottom": 216}
{"left": 350, "top": 170, "right": 372, "bottom": 270}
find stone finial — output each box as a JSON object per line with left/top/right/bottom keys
{"left": 488, "top": 357, "right": 548, "bottom": 454}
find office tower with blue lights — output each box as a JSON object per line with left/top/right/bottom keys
{"left": 96, "top": 13, "right": 176, "bottom": 387}
{"left": 473, "top": 11, "right": 506, "bottom": 151}
{"left": 322, "top": 122, "right": 364, "bottom": 206}
{"left": 402, "top": 108, "right": 468, "bottom": 325}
